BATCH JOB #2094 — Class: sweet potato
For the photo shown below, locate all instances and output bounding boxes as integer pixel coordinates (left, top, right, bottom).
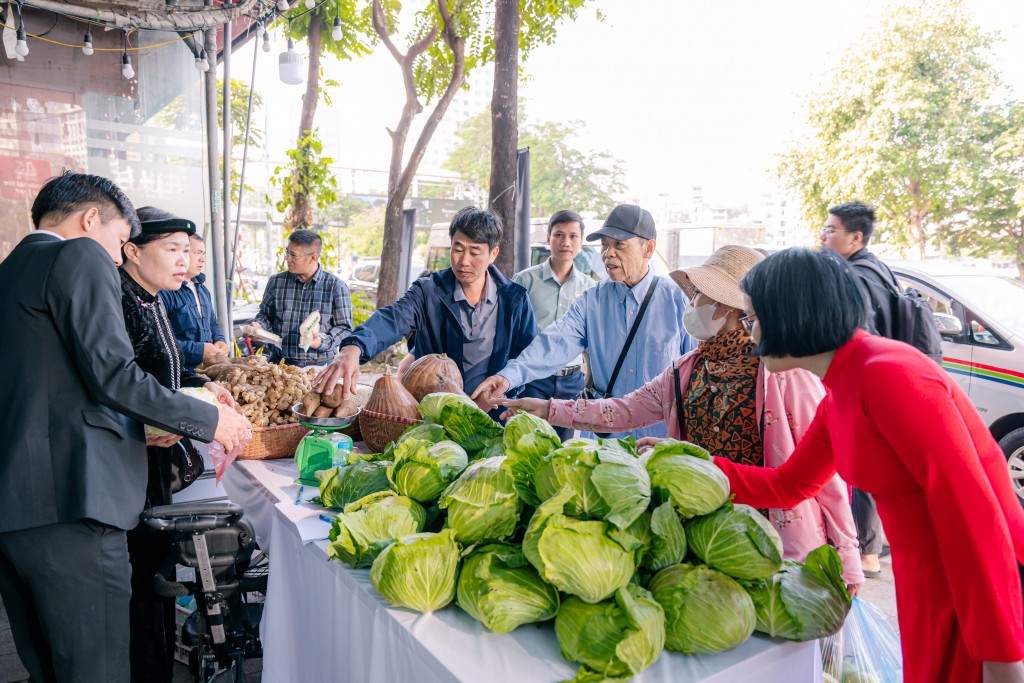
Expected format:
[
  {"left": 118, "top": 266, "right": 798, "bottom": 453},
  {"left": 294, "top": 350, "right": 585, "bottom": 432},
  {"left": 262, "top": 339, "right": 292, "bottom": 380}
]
[
  {"left": 319, "top": 383, "right": 346, "bottom": 408},
  {"left": 300, "top": 391, "right": 321, "bottom": 417},
  {"left": 313, "top": 405, "right": 333, "bottom": 418}
]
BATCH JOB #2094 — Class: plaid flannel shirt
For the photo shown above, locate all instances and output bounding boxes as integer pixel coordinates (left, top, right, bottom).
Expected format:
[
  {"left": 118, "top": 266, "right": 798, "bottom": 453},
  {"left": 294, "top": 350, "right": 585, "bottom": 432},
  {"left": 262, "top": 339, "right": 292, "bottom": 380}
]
[{"left": 253, "top": 266, "right": 352, "bottom": 366}]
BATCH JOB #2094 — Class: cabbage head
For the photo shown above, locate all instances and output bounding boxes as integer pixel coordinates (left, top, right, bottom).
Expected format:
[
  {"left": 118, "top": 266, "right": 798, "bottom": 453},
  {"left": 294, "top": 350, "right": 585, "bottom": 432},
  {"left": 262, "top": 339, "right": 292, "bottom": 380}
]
[
  {"left": 644, "top": 501, "right": 687, "bottom": 572},
  {"left": 370, "top": 529, "right": 461, "bottom": 613},
  {"left": 523, "top": 488, "right": 636, "bottom": 604},
  {"left": 744, "top": 544, "right": 852, "bottom": 641},
  {"left": 315, "top": 461, "right": 391, "bottom": 510},
  {"left": 387, "top": 438, "right": 468, "bottom": 503},
  {"left": 456, "top": 543, "right": 559, "bottom": 633},
  {"left": 398, "top": 421, "right": 449, "bottom": 445},
  {"left": 649, "top": 563, "right": 755, "bottom": 654},
  {"left": 418, "top": 392, "right": 478, "bottom": 422},
  {"left": 326, "top": 491, "right": 426, "bottom": 568},
  {"left": 644, "top": 440, "right": 730, "bottom": 518},
  {"left": 688, "top": 502, "right": 783, "bottom": 580},
  {"left": 534, "top": 441, "right": 650, "bottom": 530},
  {"left": 502, "top": 412, "right": 562, "bottom": 506},
  {"left": 555, "top": 584, "right": 665, "bottom": 682},
  {"left": 438, "top": 456, "right": 521, "bottom": 544}
]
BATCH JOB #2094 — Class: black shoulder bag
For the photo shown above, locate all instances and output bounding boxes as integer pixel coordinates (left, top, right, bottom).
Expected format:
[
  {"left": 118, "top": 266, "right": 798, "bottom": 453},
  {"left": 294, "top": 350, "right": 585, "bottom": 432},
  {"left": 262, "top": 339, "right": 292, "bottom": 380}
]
[{"left": 577, "top": 280, "right": 658, "bottom": 436}]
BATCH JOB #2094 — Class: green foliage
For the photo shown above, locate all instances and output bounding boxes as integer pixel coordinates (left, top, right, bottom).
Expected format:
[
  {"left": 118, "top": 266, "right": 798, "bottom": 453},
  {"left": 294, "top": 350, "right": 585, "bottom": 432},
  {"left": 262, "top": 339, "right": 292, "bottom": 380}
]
[
  {"left": 445, "top": 106, "right": 626, "bottom": 217},
  {"left": 777, "top": 0, "right": 1000, "bottom": 256},
  {"left": 283, "top": 0, "right": 374, "bottom": 61},
  {"left": 350, "top": 291, "right": 375, "bottom": 327},
  {"left": 268, "top": 131, "right": 338, "bottom": 229},
  {"left": 333, "top": 205, "right": 387, "bottom": 258}
]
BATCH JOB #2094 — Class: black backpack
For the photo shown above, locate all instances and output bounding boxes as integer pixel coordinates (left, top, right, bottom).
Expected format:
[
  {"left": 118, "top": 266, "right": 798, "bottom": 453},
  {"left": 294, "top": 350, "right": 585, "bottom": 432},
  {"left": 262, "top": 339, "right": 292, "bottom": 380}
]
[{"left": 851, "top": 259, "right": 943, "bottom": 365}]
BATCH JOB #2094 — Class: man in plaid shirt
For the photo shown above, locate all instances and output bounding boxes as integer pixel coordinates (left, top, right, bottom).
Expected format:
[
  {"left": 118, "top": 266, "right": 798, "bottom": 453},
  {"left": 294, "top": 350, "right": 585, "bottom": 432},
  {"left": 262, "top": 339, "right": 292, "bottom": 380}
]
[{"left": 250, "top": 229, "right": 352, "bottom": 366}]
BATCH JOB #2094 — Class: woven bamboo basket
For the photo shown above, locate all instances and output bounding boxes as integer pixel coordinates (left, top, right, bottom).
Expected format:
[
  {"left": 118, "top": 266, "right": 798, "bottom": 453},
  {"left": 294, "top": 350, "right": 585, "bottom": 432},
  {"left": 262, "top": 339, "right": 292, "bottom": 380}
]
[
  {"left": 358, "top": 408, "right": 422, "bottom": 453},
  {"left": 237, "top": 422, "right": 308, "bottom": 460}
]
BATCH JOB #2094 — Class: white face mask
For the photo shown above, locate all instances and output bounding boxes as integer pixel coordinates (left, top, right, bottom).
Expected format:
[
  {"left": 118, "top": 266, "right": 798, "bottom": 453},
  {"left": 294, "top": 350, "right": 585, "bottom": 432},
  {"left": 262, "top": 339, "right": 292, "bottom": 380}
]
[{"left": 682, "top": 300, "right": 726, "bottom": 340}]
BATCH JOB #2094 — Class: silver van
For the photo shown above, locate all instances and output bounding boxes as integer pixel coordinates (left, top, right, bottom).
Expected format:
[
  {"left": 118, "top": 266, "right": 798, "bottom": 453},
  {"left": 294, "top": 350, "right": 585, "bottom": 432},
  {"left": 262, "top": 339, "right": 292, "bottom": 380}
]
[{"left": 890, "top": 261, "right": 1024, "bottom": 503}]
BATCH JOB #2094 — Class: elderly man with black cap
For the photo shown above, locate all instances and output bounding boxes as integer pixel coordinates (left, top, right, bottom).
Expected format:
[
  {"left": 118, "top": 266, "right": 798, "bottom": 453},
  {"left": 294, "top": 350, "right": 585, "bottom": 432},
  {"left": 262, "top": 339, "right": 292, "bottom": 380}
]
[{"left": 472, "top": 204, "right": 694, "bottom": 440}]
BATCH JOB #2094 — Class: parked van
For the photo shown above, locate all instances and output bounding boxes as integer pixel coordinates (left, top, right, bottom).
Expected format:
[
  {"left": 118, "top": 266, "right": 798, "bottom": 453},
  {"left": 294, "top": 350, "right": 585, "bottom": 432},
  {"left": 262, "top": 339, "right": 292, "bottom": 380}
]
[{"left": 890, "top": 261, "right": 1024, "bottom": 503}]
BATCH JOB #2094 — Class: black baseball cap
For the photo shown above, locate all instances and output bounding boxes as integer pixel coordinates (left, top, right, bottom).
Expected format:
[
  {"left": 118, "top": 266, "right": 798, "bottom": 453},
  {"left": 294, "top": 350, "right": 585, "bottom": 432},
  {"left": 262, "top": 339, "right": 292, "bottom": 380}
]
[{"left": 586, "top": 204, "right": 656, "bottom": 242}]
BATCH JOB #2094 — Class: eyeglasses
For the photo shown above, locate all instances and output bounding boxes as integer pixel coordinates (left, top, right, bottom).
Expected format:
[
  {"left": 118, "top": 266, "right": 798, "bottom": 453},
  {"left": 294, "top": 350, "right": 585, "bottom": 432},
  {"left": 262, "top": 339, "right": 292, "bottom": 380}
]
[
  {"left": 739, "top": 313, "right": 758, "bottom": 335},
  {"left": 284, "top": 250, "right": 314, "bottom": 261},
  {"left": 819, "top": 227, "right": 851, "bottom": 238}
]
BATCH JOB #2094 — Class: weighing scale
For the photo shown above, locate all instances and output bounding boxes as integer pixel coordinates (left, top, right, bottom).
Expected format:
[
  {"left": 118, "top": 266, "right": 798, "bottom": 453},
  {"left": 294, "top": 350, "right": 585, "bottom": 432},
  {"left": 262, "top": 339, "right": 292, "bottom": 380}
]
[{"left": 291, "top": 404, "right": 361, "bottom": 485}]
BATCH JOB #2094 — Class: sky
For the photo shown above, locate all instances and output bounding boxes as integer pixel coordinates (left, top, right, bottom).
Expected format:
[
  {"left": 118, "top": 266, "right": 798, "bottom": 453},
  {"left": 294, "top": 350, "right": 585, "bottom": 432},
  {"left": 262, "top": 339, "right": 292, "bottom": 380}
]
[{"left": 229, "top": 0, "right": 1024, "bottom": 212}]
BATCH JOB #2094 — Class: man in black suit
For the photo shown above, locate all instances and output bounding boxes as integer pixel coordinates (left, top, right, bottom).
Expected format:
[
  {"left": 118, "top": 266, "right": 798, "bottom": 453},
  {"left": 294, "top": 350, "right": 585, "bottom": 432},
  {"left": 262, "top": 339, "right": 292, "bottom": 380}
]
[{"left": 0, "top": 172, "right": 250, "bottom": 683}]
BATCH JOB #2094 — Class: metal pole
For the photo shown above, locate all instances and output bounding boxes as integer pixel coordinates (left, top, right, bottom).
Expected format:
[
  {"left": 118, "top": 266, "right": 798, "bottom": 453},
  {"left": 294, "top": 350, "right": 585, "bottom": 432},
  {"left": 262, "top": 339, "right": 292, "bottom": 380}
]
[
  {"left": 229, "top": 30, "right": 260, "bottom": 285},
  {"left": 205, "top": 24, "right": 229, "bottom": 336},
  {"left": 221, "top": 25, "right": 235, "bottom": 338}
]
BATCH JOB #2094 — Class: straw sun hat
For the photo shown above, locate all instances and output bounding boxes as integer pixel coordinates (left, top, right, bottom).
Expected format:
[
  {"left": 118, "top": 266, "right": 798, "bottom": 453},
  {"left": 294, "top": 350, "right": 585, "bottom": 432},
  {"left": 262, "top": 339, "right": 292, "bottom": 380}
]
[{"left": 669, "top": 245, "right": 765, "bottom": 311}]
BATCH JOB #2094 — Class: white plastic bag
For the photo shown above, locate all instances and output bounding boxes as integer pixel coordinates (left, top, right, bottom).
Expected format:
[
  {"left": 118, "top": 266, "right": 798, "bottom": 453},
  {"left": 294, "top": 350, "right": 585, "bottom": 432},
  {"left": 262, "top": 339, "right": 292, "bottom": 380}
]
[
  {"left": 821, "top": 597, "right": 903, "bottom": 683},
  {"left": 298, "top": 310, "right": 321, "bottom": 351}
]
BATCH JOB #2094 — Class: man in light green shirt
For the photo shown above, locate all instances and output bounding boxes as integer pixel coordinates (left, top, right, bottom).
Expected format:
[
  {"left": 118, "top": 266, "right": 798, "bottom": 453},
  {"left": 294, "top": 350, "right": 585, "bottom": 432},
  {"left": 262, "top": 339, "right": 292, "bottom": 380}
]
[{"left": 512, "top": 210, "right": 596, "bottom": 440}]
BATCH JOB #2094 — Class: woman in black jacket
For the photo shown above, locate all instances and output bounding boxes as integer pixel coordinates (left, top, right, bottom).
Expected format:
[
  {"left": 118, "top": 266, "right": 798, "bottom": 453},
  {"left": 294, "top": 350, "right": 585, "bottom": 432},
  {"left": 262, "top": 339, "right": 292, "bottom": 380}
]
[{"left": 120, "top": 207, "right": 236, "bottom": 683}]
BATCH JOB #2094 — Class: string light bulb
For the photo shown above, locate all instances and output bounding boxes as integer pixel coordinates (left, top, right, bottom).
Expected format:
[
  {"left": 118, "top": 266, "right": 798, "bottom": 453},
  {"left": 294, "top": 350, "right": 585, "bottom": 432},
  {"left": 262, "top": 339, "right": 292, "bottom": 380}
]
[
  {"left": 262, "top": 29, "right": 272, "bottom": 53},
  {"left": 15, "top": 27, "right": 29, "bottom": 57},
  {"left": 304, "top": 0, "right": 315, "bottom": 8},
  {"left": 278, "top": 37, "right": 303, "bottom": 85},
  {"left": 332, "top": 16, "right": 342, "bottom": 41},
  {"left": 82, "top": 31, "right": 94, "bottom": 56},
  {"left": 276, "top": 0, "right": 289, "bottom": 11},
  {"left": 121, "top": 51, "right": 135, "bottom": 80}
]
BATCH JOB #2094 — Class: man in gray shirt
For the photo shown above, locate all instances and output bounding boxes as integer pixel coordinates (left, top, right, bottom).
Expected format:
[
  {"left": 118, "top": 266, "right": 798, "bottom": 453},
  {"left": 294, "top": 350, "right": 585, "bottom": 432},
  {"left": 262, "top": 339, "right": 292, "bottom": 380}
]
[
  {"left": 454, "top": 268, "right": 499, "bottom": 392},
  {"left": 512, "top": 210, "right": 595, "bottom": 440}
]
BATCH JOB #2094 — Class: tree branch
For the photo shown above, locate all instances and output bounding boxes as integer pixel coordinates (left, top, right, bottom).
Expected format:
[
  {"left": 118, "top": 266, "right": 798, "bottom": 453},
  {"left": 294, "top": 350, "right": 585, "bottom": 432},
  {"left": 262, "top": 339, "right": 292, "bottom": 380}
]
[{"left": 371, "top": 0, "right": 403, "bottom": 62}]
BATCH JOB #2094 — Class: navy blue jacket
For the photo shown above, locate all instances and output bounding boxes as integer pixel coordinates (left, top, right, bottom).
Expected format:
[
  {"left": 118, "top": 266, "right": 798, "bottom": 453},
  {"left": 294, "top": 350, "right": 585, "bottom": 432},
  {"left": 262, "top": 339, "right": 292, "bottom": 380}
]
[
  {"left": 340, "top": 266, "right": 537, "bottom": 397},
  {"left": 159, "top": 273, "right": 227, "bottom": 372}
]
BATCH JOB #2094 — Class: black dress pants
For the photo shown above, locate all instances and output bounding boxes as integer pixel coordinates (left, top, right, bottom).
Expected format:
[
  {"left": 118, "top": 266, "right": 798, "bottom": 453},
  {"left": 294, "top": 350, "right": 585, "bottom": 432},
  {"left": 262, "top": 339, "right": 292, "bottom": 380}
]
[
  {"left": 0, "top": 519, "right": 131, "bottom": 683},
  {"left": 851, "top": 487, "right": 884, "bottom": 555},
  {"left": 127, "top": 524, "right": 174, "bottom": 683}
]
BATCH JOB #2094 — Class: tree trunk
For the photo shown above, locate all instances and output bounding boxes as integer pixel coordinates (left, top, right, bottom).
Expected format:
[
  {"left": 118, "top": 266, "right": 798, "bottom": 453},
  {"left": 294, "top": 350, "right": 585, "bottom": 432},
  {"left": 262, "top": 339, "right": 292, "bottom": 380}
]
[
  {"left": 374, "top": 0, "right": 465, "bottom": 308},
  {"left": 906, "top": 179, "right": 927, "bottom": 259},
  {"left": 290, "top": 12, "right": 323, "bottom": 230},
  {"left": 489, "top": 0, "right": 519, "bottom": 277}
]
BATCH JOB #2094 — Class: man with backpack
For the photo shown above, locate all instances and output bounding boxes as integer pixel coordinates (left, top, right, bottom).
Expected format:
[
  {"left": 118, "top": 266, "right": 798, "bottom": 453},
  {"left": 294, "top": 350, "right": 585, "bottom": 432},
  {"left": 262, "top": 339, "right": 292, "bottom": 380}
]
[{"left": 821, "top": 200, "right": 944, "bottom": 579}]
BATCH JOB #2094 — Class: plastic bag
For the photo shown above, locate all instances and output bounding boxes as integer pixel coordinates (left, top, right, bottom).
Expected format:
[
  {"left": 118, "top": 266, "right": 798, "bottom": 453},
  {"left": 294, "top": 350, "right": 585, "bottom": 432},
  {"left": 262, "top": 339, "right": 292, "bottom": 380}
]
[
  {"left": 821, "top": 597, "right": 902, "bottom": 683},
  {"left": 298, "top": 310, "right": 321, "bottom": 351}
]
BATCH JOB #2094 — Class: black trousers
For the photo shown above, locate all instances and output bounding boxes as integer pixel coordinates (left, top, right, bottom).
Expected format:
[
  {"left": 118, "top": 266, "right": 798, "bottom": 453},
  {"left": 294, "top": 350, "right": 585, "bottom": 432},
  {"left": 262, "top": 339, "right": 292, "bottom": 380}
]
[
  {"left": 127, "top": 524, "right": 174, "bottom": 683},
  {"left": 521, "top": 368, "right": 586, "bottom": 443},
  {"left": 0, "top": 519, "right": 131, "bottom": 683},
  {"left": 851, "top": 487, "right": 884, "bottom": 555}
]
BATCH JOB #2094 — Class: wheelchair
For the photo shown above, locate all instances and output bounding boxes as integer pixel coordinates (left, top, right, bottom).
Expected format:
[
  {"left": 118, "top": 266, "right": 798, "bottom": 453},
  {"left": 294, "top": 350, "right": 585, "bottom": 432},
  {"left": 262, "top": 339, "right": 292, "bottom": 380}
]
[{"left": 141, "top": 502, "right": 267, "bottom": 683}]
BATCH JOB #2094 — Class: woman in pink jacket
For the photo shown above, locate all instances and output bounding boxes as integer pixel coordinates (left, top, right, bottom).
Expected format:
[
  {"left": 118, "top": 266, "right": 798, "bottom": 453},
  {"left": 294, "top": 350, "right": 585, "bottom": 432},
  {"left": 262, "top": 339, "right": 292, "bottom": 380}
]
[{"left": 502, "top": 245, "right": 864, "bottom": 591}]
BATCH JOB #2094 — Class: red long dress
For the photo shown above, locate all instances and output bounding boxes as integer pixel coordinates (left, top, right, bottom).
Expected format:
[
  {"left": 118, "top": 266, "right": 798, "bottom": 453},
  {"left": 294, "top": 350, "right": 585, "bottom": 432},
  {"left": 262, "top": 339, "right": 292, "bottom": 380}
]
[{"left": 714, "top": 331, "right": 1024, "bottom": 682}]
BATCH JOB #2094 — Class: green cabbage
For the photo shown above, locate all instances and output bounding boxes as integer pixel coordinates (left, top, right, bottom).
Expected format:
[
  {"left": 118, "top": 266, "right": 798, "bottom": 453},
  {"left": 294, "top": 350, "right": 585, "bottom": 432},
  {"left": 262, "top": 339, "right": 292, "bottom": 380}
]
[
  {"left": 645, "top": 501, "right": 687, "bottom": 572},
  {"left": 418, "top": 392, "right": 477, "bottom": 422},
  {"left": 502, "top": 412, "right": 563, "bottom": 506},
  {"left": 370, "top": 529, "right": 461, "bottom": 613},
  {"left": 523, "top": 489, "right": 636, "bottom": 604},
  {"left": 315, "top": 461, "right": 391, "bottom": 510},
  {"left": 534, "top": 441, "right": 650, "bottom": 529},
  {"left": 438, "top": 456, "right": 521, "bottom": 544},
  {"left": 437, "top": 399, "right": 504, "bottom": 460},
  {"left": 398, "top": 422, "right": 449, "bottom": 444},
  {"left": 387, "top": 437, "right": 468, "bottom": 503},
  {"left": 744, "top": 545, "right": 852, "bottom": 641},
  {"left": 325, "top": 491, "right": 426, "bottom": 567},
  {"left": 456, "top": 543, "right": 559, "bottom": 633},
  {"left": 649, "top": 563, "right": 756, "bottom": 654},
  {"left": 555, "top": 584, "right": 666, "bottom": 682},
  {"left": 644, "top": 440, "right": 731, "bottom": 518},
  {"left": 688, "top": 502, "right": 783, "bottom": 580}
]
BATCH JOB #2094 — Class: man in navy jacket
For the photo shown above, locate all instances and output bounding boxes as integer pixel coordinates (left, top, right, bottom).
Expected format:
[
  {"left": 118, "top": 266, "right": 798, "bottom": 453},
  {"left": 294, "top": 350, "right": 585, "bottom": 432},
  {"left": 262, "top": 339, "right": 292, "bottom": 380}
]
[
  {"left": 159, "top": 230, "right": 229, "bottom": 372},
  {"left": 316, "top": 208, "right": 537, "bottom": 408}
]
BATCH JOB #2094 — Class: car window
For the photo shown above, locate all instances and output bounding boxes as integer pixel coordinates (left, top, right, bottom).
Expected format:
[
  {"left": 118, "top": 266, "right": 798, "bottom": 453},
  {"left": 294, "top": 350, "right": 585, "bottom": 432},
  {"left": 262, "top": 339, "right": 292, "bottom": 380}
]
[
  {"left": 938, "top": 275, "right": 1024, "bottom": 339},
  {"left": 352, "top": 263, "right": 378, "bottom": 282},
  {"left": 530, "top": 245, "right": 607, "bottom": 282},
  {"left": 969, "top": 318, "right": 1002, "bottom": 346}
]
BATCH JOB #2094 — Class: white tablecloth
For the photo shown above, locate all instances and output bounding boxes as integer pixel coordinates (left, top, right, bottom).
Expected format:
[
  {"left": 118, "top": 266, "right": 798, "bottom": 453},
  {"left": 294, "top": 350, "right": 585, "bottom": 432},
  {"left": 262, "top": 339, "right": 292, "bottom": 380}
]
[{"left": 222, "top": 459, "right": 824, "bottom": 683}]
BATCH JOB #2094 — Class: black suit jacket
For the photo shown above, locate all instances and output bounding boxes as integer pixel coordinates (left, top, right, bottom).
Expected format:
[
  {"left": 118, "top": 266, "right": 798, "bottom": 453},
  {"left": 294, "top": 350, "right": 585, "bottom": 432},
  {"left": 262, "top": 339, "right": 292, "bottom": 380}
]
[{"left": 0, "top": 233, "right": 219, "bottom": 533}]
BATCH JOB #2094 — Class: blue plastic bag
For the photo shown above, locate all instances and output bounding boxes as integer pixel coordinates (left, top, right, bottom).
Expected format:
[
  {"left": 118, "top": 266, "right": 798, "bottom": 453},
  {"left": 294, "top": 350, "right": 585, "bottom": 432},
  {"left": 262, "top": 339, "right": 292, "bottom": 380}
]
[{"left": 821, "top": 597, "right": 903, "bottom": 683}]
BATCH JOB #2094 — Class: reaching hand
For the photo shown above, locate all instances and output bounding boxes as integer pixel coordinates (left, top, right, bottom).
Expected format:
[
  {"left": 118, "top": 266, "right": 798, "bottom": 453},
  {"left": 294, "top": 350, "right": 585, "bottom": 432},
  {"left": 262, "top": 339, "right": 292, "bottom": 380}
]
[
  {"left": 213, "top": 340, "right": 231, "bottom": 356},
  {"left": 635, "top": 437, "right": 665, "bottom": 454},
  {"left": 315, "top": 345, "right": 360, "bottom": 396},
  {"left": 497, "top": 398, "right": 550, "bottom": 421},
  {"left": 213, "top": 403, "right": 250, "bottom": 453},
  {"left": 470, "top": 375, "right": 510, "bottom": 410},
  {"left": 204, "top": 381, "right": 237, "bottom": 410},
  {"left": 146, "top": 433, "right": 182, "bottom": 447}
]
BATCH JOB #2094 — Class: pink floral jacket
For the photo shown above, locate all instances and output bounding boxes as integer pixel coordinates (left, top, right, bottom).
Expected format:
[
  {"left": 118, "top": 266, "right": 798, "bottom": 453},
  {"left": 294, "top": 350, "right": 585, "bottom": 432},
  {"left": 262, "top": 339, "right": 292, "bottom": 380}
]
[{"left": 548, "top": 350, "right": 865, "bottom": 584}]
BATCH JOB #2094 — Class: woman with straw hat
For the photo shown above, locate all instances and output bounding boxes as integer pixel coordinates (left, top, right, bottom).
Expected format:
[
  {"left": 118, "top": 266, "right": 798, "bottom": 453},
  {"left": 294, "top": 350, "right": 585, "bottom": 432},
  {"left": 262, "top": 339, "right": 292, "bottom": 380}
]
[{"left": 501, "top": 244, "right": 864, "bottom": 591}]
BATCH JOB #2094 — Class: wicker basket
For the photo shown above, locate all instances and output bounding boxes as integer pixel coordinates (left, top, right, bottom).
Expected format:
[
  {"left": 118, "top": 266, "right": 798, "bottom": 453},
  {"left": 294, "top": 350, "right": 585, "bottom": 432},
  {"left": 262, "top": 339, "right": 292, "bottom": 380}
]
[
  {"left": 359, "top": 408, "right": 422, "bottom": 453},
  {"left": 237, "top": 422, "right": 309, "bottom": 460}
]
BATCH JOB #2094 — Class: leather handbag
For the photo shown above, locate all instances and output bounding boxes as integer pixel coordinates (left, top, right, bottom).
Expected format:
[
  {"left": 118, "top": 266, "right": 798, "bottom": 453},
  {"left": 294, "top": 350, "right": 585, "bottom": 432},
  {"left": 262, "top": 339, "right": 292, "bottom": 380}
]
[{"left": 170, "top": 439, "right": 206, "bottom": 494}]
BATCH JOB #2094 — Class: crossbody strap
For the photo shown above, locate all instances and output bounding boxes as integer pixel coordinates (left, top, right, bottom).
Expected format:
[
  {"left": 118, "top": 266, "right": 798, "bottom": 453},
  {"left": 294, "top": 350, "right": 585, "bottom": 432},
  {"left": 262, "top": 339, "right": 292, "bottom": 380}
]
[
  {"left": 673, "top": 364, "right": 686, "bottom": 439},
  {"left": 605, "top": 278, "right": 658, "bottom": 396},
  {"left": 850, "top": 259, "right": 900, "bottom": 297}
]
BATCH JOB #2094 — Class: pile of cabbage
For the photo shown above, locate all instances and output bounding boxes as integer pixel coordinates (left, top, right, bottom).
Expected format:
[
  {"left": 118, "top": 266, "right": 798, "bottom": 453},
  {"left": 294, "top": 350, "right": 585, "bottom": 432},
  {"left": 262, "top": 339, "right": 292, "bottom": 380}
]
[{"left": 317, "top": 394, "right": 851, "bottom": 681}]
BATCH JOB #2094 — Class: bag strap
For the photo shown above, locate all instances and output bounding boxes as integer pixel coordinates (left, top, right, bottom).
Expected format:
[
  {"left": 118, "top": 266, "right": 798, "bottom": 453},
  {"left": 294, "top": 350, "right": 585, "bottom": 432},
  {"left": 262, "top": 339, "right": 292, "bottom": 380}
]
[
  {"left": 673, "top": 364, "right": 686, "bottom": 439},
  {"left": 850, "top": 259, "right": 901, "bottom": 297},
  {"left": 605, "top": 278, "right": 658, "bottom": 396}
]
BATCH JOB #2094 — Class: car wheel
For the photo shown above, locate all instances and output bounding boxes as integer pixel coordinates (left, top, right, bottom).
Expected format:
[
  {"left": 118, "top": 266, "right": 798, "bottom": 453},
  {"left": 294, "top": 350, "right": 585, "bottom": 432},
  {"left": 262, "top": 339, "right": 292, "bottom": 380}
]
[{"left": 998, "top": 427, "right": 1024, "bottom": 507}]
